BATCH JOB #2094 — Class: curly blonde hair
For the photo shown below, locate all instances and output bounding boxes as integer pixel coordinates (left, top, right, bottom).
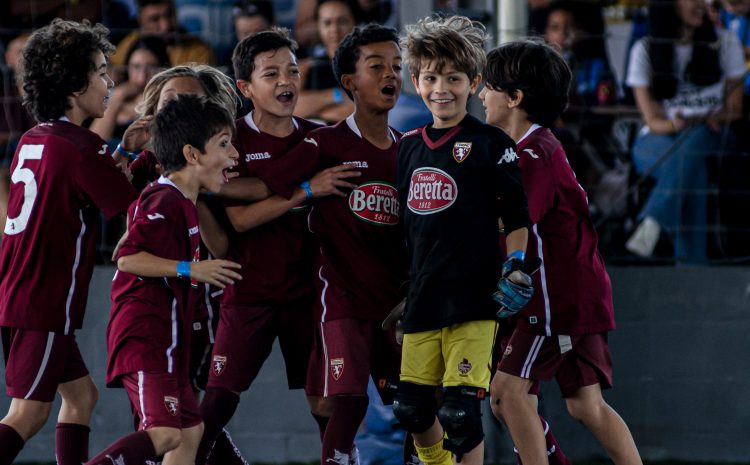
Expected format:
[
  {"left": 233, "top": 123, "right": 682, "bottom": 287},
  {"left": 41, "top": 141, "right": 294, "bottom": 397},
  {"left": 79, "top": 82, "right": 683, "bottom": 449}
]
[
  {"left": 401, "top": 15, "right": 488, "bottom": 81},
  {"left": 137, "top": 63, "right": 241, "bottom": 118}
]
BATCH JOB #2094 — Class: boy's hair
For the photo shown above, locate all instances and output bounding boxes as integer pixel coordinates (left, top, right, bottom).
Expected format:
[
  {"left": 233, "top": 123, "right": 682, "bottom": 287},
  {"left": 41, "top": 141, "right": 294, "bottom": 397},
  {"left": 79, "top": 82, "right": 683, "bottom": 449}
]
[
  {"left": 22, "top": 19, "right": 115, "bottom": 122},
  {"left": 401, "top": 15, "right": 487, "bottom": 81},
  {"left": 137, "top": 64, "right": 241, "bottom": 118},
  {"left": 484, "top": 39, "right": 572, "bottom": 128},
  {"left": 151, "top": 94, "right": 234, "bottom": 173},
  {"left": 232, "top": 27, "right": 297, "bottom": 81},
  {"left": 333, "top": 23, "right": 399, "bottom": 100}
]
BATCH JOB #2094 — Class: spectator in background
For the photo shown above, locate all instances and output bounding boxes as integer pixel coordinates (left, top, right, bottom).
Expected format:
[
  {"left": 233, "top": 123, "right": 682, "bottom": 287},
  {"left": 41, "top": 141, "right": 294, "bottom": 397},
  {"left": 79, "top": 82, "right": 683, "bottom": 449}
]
[
  {"left": 294, "top": 0, "right": 395, "bottom": 49},
  {"left": 625, "top": 0, "right": 744, "bottom": 263},
  {"left": 719, "top": 0, "right": 750, "bottom": 96},
  {"left": 110, "top": 0, "right": 214, "bottom": 78},
  {"left": 90, "top": 35, "right": 170, "bottom": 143},
  {"left": 233, "top": 0, "right": 275, "bottom": 41},
  {"left": 294, "top": 0, "right": 360, "bottom": 122},
  {"left": 527, "top": 0, "right": 553, "bottom": 36}
]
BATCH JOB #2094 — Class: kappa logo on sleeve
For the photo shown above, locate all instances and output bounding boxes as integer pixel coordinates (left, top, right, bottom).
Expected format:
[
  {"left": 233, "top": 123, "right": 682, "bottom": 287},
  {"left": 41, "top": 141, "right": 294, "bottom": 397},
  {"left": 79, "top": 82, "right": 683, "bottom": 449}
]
[
  {"left": 498, "top": 147, "right": 519, "bottom": 164},
  {"left": 146, "top": 213, "right": 165, "bottom": 220},
  {"left": 304, "top": 137, "right": 318, "bottom": 147},
  {"left": 523, "top": 148, "right": 539, "bottom": 159}
]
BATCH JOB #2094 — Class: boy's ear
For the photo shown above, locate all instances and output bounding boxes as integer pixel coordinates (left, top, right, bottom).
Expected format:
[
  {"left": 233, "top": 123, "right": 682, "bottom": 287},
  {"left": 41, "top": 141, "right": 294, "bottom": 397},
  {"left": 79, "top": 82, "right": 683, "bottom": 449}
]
[
  {"left": 469, "top": 74, "right": 482, "bottom": 95},
  {"left": 411, "top": 73, "right": 419, "bottom": 90},
  {"left": 341, "top": 74, "right": 354, "bottom": 95},
  {"left": 236, "top": 79, "right": 253, "bottom": 99},
  {"left": 182, "top": 144, "right": 199, "bottom": 165},
  {"left": 508, "top": 89, "right": 525, "bottom": 108}
]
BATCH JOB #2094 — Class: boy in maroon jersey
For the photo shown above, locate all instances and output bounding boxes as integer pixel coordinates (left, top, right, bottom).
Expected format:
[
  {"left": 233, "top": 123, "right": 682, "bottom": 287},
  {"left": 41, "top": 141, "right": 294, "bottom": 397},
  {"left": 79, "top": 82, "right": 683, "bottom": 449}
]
[
  {"left": 194, "top": 27, "right": 365, "bottom": 463},
  {"left": 0, "top": 19, "right": 138, "bottom": 465},
  {"left": 87, "top": 94, "right": 242, "bottom": 465},
  {"left": 481, "top": 40, "right": 642, "bottom": 465},
  {"left": 243, "top": 23, "right": 407, "bottom": 465}
]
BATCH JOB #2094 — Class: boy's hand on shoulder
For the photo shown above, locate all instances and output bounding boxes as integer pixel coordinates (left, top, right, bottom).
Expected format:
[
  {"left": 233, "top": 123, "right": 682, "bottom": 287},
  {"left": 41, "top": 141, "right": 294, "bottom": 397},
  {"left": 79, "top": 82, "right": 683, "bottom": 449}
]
[
  {"left": 190, "top": 259, "right": 242, "bottom": 288},
  {"left": 309, "top": 164, "right": 361, "bottom": 198}
]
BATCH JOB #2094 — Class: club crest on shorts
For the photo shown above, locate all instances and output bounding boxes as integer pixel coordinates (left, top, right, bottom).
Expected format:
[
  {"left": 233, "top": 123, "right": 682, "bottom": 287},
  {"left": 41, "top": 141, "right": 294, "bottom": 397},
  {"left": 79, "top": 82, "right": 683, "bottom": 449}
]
[
  {"left": 164, "top": 396, "right": 179, "bottom": 416},
  {"left": 330, "top": 358, "right": 345, "bottom": 381},
  {"left": 458, "top": 358, "right": 472, "bottom": 376},
  {"left": 504, "top": 345, "right": 513, "bottom": 358},
  {"left": 212, "top": 355, "right": 227, "bottom": 376},
  {"left": 453, "top": 142, "right": 472, "bottom": 163}
]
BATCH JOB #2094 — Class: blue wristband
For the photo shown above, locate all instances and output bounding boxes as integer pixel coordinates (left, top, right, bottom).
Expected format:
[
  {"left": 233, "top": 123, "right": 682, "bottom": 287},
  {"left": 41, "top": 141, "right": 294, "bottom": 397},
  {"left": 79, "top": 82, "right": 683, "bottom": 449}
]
[
  {"left": 115, "top": 143, "right": 139, "bottom": 161},
  {"left": 176, "top": 261, "right": 191, "bottom": 279},
  {"left": 300, "top": 180, "right": 313, "bottom": 200},
  {"left": 332, "top": 87, "right": 343, "bottom": 104},
  {"left": 507, "top": 250, "right": 525, "bottom": 262}
]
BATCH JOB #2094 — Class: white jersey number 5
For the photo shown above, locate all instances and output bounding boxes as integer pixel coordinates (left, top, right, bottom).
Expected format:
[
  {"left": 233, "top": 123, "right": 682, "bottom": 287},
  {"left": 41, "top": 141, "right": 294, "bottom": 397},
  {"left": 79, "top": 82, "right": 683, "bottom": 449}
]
[{"left": 5, "top": 144, "right": 44, "bottom": 235}]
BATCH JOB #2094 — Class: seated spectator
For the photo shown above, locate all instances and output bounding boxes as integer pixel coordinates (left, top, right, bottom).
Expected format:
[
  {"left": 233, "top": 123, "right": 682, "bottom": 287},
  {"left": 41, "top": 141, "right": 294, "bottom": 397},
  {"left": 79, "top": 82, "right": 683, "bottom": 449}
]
[
  {"left": 625, "top": 0, "right": 744, "bottom": 263},
  {"left": 90, "top": 35, "right": 170, "bottom": 142},
  {"left": 294, "top": 0, "right": 393, "bottom": 49},
  {"left": 233, "top": 0, "right": 275, "bottom": 41},
  {"left": 719, "top": 0, "right": 750, "bottom": 98},
  {"left": 295, "top": 0, "right": 360, "bottom": 122},
  {"left": 110, "top": 0, "right": 215, "bottom": 78}
]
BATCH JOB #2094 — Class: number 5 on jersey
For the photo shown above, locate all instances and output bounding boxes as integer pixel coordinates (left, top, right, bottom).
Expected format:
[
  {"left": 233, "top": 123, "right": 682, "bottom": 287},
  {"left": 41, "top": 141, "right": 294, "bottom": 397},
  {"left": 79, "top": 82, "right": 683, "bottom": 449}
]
[{"left": 5, "top": 144, "right": 44, "bottom": 235}]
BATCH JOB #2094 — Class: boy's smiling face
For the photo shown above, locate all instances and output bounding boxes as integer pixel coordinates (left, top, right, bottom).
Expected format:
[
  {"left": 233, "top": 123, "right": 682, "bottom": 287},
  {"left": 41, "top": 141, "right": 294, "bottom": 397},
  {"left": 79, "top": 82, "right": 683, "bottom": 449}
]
[
  {"left": 342, "top": 40, "right": 402, "bottom": 113},
  {"left": 196, "top": 126, "right": 239, "bottom": 193},
  {"left": 413, "top": 60, "right": 480, "bottom": 128},
  {"left": 238, "top": 47, "right": 300, "bottom": 120},
  {"left": 479, "top": 84, "right": 512, "bottom": 130}
]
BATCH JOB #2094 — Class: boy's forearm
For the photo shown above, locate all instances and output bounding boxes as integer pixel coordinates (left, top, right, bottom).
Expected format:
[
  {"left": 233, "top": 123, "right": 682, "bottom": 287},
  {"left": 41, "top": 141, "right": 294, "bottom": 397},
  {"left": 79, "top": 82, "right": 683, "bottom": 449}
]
[
  {"left": 197, "top": 201, "right": 228, "bottom": 258},
  {"left": 505, "top": 227, "right": 529, "bottom": 257},
  {"left": 226, "top": 189, "right": 308, "bottom": 233},
  {"left": 117, "top": 251, "right": 181, "bottom": 278},
  {"left": 217, "top": 177, "right": 272, "bottom": 202}
]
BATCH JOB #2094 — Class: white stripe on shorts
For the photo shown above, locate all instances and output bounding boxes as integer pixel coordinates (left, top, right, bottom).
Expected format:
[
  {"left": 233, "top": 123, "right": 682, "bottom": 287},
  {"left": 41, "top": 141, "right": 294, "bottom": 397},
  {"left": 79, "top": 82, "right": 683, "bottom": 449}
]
[
  {"left": 24, "top": 332, "right": 55, "bottom": 400},
  {"left": 320, "top": 322, "right": 329, "bottom": 397},
  {"left": 521, "top": 335, "right": 545, "bottom": 379},
  {"left": 138, "top": 371, "right": 146, "bottom": 429}
]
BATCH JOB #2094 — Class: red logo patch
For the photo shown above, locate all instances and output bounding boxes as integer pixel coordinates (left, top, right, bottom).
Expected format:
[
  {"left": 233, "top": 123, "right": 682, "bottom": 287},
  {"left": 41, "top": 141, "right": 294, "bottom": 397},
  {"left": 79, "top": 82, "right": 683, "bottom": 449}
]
[
  {"left": 407, "top": 167, "right": 457, "bottom": 215},
  {"left": 330, "top": 358, "right": 345, "bottom": 381},
  {"left": 458, "top": 358, "right": 472, "bottom": 376},
  {"left": 348, "top": 182, "right": 400, "bottom": 225},
  {"left": 212, "top": 355, "right": 227, "bottom": 376},
  {"left": 453, "top": 142, "right": 472, "bottom": 163},
  {"left": 164, "top": 396, "right": 179, "bottom": 416}
]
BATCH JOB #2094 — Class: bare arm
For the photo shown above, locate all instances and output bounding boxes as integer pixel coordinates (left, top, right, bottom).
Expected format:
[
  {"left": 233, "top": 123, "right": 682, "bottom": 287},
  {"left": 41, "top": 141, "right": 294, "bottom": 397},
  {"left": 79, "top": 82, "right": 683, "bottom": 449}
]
[
  {"left": 504, "top": 227, "right": 529, "bottom": 259},
  {"left": 632, "top": 86, "right": 684, "bottom": 135},
  {"left": 295, "top": 88, "right": 354, "bottom": 120},
  {"left": 706, "top": 77, "right": 744, "bottom": 131},
  {"left": 216, "top": 177, "right": 272, "bottom": 202},
  {"left": 197, "top": 200, "right": 228, "bottom": 258},
  {"left": 117, "top": 251, "right": 242, "bottom": 288}
]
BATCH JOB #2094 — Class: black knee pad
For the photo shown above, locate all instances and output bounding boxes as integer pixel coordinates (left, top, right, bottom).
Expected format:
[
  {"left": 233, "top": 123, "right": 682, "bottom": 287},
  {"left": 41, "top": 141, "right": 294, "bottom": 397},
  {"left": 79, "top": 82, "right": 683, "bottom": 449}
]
[
  {"left": 437, "top": 386, "right": 485, "bottom": 462},
  {"left": 392, "top": 382, "right": 438, "bottom": 434}
]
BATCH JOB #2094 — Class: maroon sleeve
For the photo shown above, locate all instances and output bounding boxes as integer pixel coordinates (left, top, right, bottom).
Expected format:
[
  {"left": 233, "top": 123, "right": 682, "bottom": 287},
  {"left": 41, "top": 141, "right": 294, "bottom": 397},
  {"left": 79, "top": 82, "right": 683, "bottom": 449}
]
[
  {"left": 75, "top": 144, "right": 138, "bottom": 219},
  {"left": 518, "top": 144, "right": 556, "bottom": 224},
  {"left": 119, "top": 191, "right": 184, "bottom": 260},
  {"left": 260, "top": 134, "right": 322, "bottom": 199}
]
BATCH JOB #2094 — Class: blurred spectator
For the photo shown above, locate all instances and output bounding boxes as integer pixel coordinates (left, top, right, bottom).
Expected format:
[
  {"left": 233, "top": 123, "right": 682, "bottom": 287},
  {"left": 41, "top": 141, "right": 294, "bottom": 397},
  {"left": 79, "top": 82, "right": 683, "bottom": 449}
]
[
  {"left": 233, "top": 0, "right": 275, "bottom": 42},
  {"left": 625, "top": 0, "right": 744, "bottom": 263},
  {"left": 0, "top": 0, "right": 102, "bottom": 30},
  {"left": 110, "top": 0, "right": 215, "bottom": 77},
  {"left": 719, "top": 0, "right": 750, "bottom": 95},
  {"left": 528, "top": 0, "right": 554, "bottom": 35},
  {"left": 294, "top": 0, "right": 394, "bottom": 49},
  {"left": 295, "top": 0, "right": 360, "bottom": 122},
  {"left": 90, "top": 36, "right": 170, "bottom": 143}
]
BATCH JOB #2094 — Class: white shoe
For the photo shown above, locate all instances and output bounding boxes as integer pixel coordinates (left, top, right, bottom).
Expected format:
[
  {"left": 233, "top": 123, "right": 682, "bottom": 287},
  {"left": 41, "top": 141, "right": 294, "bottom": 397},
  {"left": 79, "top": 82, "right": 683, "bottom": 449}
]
[{"left": 626, "top": 217, "right": 661, "bottom": 257}]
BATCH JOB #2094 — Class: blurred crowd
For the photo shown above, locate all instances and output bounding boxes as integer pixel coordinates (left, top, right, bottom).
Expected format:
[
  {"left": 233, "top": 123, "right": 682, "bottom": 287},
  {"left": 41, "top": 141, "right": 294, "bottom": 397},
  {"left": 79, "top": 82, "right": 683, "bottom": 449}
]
[{"left": 2, "top": 0, "right": 750, "bottom": 265}]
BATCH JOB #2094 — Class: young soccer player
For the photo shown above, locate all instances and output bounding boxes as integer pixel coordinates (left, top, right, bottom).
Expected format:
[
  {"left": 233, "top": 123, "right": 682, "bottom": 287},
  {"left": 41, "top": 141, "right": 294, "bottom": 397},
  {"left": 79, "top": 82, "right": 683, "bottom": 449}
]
[
  {"left": 194, "top": 27, "right": 362, "bottom": 463},
  {"left": 393, "top": 15, "right": 534, "bottom": 465},
  {"left": 0, "top": 19, "right": 138, "bottom": 465},
  {"left": 246, "top": 23, "right": 407, "bottom": 465},
  {"left": 87, "top": 94, "right": 242, "bottom": 465},
  {"left": 481, "top": 40, "right": 642, "bottom": 465}
]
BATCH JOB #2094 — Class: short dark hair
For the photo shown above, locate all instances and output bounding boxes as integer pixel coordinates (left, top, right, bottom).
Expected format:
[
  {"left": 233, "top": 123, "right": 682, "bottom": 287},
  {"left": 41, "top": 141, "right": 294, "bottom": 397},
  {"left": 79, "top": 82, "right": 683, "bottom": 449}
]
[
  {"left": 232, "top": 27, "right": 297, "bottom": 81},
  {"left": 315, "top": 0, "right": 364, "bottom": 23},
  {"left": 151, "top": 94, "right": 234, "bottom": 173},
  {"left": 484, "top": 39, "right": 572, "bottom": 127},
  {"left": 233, "top": 0, "right": 275, "bottom": 25},
  {"left": 332, "top": 23, "right": 399, "bottom": 100},
  {"left": 22, "top": 19, "right": 115, "bottom": 122},
  {"left": 124, "top": 34, "right": 171, "bottom": 70},
  {"left": 137, "top": 0, "right": 172, "bottom": 9}
]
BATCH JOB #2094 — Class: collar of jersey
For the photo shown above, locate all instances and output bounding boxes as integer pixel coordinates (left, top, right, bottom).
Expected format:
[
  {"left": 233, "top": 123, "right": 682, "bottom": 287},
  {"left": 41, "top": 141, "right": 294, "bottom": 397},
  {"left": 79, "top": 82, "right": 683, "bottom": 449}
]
[
  {"left": 345, "top": 114, "right": 397, "bottom": 142},
  {"left": 518, "top": 123, "right": 542, "bottom": 145},
  {"left": 244, "top": 110, "right": 299, "bottom": 134},
  {"left": 157, "top": 175, "right": 189, "bottom": 198}
]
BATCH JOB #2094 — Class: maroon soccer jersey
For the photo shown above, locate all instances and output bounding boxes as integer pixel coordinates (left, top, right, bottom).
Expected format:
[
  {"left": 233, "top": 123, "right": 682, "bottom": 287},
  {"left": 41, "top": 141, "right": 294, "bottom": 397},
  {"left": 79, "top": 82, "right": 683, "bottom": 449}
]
[
  {"left": 107, "top": 177, "right": 201, "bottom": 385},
  {"left": 512, "top": 125, "right": 615, "bottom": 336},
  {"left": 221, "top": 113, "right": 320, "bottom": 306},
  {"left": 263, "top": 116, "right": 408, "bottom": 321},
  {"left": 0, "top": 120, "right": 137, "bottom": 333}
]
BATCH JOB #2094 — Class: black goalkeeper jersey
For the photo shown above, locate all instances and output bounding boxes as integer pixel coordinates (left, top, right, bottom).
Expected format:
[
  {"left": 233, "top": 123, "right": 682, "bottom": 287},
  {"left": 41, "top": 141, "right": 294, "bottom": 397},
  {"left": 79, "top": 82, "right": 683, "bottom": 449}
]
[{"left": 397, "top": 114, "right": 530, "bottom": 333}]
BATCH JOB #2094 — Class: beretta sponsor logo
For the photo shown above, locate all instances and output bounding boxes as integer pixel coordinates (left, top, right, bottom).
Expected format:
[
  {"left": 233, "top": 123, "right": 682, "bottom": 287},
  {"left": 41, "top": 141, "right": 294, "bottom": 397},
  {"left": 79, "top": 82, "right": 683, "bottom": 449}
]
[
  {"left": 348, "top": 182, "right": 399, "bottom": 225},
  {"left": 407, "top": 167, "right": 457, "bottom": 215}
]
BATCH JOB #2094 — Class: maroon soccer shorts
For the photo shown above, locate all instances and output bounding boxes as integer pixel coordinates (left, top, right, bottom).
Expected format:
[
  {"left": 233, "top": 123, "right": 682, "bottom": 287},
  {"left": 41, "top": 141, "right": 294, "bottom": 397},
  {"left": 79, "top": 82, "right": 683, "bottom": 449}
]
[
  {"left": 1, "top": 327, "right": 89, "bottom": 402},
  {"left": 189, "top": 316, "right": 217, "bottom": 392},
  {"left": 305, "top": 318, "right": 401, "bottom": 403},
  {"left": 496, "top": 329, "right": 613, "bottom": 397},
  {"left": 207, "top": 297, "right": 314, "bottom": 393},
  {"left": 122, "top": 371, "right": 201, "bottom": 429}
]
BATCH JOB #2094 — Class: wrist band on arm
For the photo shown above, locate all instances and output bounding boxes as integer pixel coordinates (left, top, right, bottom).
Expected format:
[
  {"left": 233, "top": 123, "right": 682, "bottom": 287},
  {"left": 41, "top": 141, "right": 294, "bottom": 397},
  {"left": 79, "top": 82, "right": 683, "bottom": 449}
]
[
  {"left": 176, "top": 261, "right": 191, "bottom": 279},
  {"left": 115, "top": 143, "right": 139, "bottom": 161},
  {"left": 300, "top": 180, "right": 313, "bottom": 200},
  {"left": 507, "top": 250, "right": 525, "bottom": 262},
  {"left": 332, "top": 87, "right": 343, "bottom": 104}
]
